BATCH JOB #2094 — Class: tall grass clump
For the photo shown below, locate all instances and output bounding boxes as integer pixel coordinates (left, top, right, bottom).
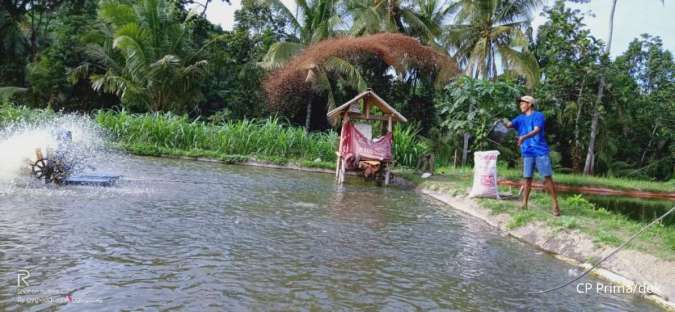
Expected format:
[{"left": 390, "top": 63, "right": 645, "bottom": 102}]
[
  {"left": 0, "top": 102, "right": 57, "bottom": 127},
  {"left": 96, "top": 111, "right": 430, "bottom": 167},
  {"left": 393, "top": 123, "right": 431, "bottom": 168},
  {"left": 96, "top": 111, "right": 339, "bottom": 161}
]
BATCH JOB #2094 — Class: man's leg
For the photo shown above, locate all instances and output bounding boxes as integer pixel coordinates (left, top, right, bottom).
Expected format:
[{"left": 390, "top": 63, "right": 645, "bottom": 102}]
[
  {"left": 522, "top": 178, "right": 532, "bottom": 209},
  {"left": 522, "top": 157, "right": 534, "bottom": 209},
  {"left": 537, "top": 155, "right": 560, "bottom": 216},
  {"left": 544, "top": 176, "right": 560, "bottom": 216}
]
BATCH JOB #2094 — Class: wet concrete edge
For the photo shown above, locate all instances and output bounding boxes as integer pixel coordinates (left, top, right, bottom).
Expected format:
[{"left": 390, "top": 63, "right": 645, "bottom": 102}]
[{"left": 419, "top": 188, "right": 675, "bottom": 311}]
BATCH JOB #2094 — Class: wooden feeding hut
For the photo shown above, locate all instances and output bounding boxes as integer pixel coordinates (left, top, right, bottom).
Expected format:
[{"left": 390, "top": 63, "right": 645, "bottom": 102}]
[{"left": 327, "top": 89, "right": 407, "bottom": 185}]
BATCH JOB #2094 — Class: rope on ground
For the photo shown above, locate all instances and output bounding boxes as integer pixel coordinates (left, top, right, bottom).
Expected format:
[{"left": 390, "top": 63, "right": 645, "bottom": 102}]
[{"left": 528, "top": 205, "right": 675, "bottom": 295}]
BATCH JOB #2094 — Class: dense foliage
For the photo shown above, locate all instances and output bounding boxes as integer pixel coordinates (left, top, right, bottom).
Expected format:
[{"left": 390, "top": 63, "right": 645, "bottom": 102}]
[{"left": 0, "top": 0, "right": 672, "bottom": 180}]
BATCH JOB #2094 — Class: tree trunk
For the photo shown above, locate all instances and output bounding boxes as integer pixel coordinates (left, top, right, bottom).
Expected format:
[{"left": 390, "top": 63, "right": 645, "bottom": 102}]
[
  {"left": 572, "top": 77, "right": 586, "bottom": 172},
  {"left": 583, "top": 77, "right": 603, "bottom": 174},
  {"left": 200, "top": 0, "right": 212, "bottom": 16},
  {"left": 388, "top": 0, "right": 404, "bottom": 32},
  {"left": 462, "top": 133, "right": 470, "bottom": 166},
  {"left": 305, "top": 98, "right": 312, "bottom": 133},
  {"left": 640, "top": 123, "right": 659, "bottom": 165},
  {"left": 29, "top": 6, "right": 38, "bottom": 61},
  {"left": 584, "top": 0, "right": 617, "bottom": 175}
]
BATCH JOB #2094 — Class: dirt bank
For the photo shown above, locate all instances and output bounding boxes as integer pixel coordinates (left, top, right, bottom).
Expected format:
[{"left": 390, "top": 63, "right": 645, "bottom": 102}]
[{"left": 420, "top": 188, "right": 675, "bottom": 311}]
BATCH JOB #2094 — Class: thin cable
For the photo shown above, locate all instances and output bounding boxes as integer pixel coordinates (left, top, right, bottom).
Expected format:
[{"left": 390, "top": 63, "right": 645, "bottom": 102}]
[
  {"left": 120, "top": 177, "right": 230, "bottom": 186},
  {"left": 528, "top": 206, "right": 675, "bottom": 294}
]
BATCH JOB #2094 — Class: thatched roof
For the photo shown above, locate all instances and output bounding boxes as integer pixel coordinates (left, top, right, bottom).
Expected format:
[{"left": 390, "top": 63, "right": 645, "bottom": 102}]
[
  {"left": 327, "top": 89, "right": 407, "bottom": 123},
  {"left": 264, "top": 33, "right": 459, "bottom": 112}
]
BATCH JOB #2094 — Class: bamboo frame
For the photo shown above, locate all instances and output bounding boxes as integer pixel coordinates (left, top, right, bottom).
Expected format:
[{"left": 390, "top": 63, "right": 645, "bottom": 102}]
[{"left": 329, "top": 91, "right": 406, "bottom": 186}]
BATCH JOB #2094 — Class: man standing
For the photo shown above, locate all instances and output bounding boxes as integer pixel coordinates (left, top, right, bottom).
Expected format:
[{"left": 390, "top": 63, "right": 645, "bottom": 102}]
[{"left": 504, "top": 96, "right": 560, "bottom": 216}]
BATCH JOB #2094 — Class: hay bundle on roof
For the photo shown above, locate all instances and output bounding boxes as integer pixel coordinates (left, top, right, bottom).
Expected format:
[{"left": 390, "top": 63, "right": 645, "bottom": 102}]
[{"left": 263, "top": 33, "right": 459, "bottom": 112}]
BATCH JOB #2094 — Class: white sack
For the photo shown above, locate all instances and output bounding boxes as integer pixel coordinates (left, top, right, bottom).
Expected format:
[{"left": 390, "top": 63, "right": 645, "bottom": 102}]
[{"left": 468, "top": 150, "right": 500, "bottom": 199}]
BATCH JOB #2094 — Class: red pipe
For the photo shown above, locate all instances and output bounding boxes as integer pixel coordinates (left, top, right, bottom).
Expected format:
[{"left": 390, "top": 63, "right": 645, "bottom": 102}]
[{"left": 498, "top": 179, "right": 675, "bottom": 201}]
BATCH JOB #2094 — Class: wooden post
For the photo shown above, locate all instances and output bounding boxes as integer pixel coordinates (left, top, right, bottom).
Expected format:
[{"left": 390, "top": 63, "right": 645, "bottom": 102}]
[
  {"left": 339, "top": 161, "right": 346, "bottom": 184},
  {"left": 335, "top": 155, "right": 341, "bottom": 181},
  {"left": 336, "top": 112, "right": 349, "bottom": 184},
  {"left": 453, "top": 149, "right": 458, "bottom": 168},
  {"left": 385, "top": 114, "right": 393, "bottom": 185}
]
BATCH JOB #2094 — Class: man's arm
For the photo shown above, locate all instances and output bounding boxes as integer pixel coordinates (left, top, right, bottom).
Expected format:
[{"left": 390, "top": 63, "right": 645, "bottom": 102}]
[
  {"left": 502, "top": 118, "right": 513, "bottom": 128},
  {"left": 519, "top": 126, "right": 541, "bottom": 139},
  {"left": 517, "top": 114, "right": 545, "bottom": 146},
  {"left": 517, "top": 126, "right": 540, "bottom": 146}
]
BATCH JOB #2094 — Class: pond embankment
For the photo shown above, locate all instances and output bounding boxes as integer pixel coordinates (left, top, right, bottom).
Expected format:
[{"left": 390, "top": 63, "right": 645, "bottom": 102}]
[{"left": 420, "top": 187, "right": 675, "bottom": 311}]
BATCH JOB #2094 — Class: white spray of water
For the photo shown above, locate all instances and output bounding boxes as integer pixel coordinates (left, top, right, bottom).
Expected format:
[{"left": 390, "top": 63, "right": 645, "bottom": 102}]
[{"left": 0, "top": 114, "right": 107, "bottom": 184}]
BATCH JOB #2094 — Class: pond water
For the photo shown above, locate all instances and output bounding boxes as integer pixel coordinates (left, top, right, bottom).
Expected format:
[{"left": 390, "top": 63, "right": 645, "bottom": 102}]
[
  {"left": 582, "top": 195, "right": 674, "bottom": 226},
  {"left": 0, "top": 156, "right": 664, "bottom": 311}
]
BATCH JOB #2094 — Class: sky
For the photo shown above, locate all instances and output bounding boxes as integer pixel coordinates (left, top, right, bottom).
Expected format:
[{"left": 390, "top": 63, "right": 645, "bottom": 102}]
[{"left": 198, "top": 0, "right": 675, "bottom": 57}]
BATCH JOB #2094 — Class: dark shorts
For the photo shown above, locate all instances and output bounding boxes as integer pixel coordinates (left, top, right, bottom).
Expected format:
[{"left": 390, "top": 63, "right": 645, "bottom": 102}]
[{"left": 523, "top": 155, "right": 553, "bottom": 179}]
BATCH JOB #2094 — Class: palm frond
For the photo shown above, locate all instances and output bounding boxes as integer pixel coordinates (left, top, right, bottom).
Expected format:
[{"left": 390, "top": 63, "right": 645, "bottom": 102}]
[
  {"left": 0, "top": 87, "right": 28, "bottom": 102},
  {"left": 259, "top": 41, "right": 305, "bottom": 70},
  {"left": 498, "top": 46, "right": 540, "bottom": 89},
  {"left": 98, "top": 1, "right": 137, "bottom": 26},
  {"left": 265, "top": 0, "right": 302, "bottom": 33},
  {"left": 322, "top": 56, "right": 368, "bottom": 92},
  {"left": 113, "top": 35, "right": 147, "bottom": 81}
]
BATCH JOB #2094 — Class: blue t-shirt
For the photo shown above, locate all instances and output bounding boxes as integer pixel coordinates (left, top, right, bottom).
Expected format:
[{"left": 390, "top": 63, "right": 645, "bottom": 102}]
[{"left": 511, "top": 111, "right": 550, "bottom": 157}]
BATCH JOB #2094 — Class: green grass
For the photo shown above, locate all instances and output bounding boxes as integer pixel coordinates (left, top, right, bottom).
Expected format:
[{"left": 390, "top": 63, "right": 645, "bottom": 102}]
[
  {"left": 95, "top": 110, "right": 428, "bottom": 168},
  {"left": 96, "top": 111, "right": 340, "bottom": 162},
  {"left": 472, "top": 189, "right": 675, "bottom": 260},
  {"left": 412, "top": 167, "right": 674, "bottom": 260},
  {"left": 549, "top": 216, "right": 579, "bottom": 231},
  {"left": 0, "top": 102, "right": 57, "bottom": 127},
  {"left": 534, "top": 192, "right": 674, "bottom": 258},
  {"left": 117, "top": 142, "right": 332, "bottom": 168},
  {"left": 508, "top": 210, "right": 538, "bottom": 229}
]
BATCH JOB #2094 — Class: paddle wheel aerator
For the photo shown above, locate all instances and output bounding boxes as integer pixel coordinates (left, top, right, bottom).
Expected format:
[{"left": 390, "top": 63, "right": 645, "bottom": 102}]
[{"left": 30, "top": 148, "right": 70, "bottom": 184}]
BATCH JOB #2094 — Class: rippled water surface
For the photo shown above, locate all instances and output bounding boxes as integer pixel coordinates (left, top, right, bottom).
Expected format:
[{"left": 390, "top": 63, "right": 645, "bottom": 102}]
[{"left": 0, "top": 156, "right": 663, "bottom": 311}]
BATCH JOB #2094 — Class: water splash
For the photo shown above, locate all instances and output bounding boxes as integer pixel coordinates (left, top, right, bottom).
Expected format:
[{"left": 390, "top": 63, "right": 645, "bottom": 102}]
[{"left": 0, "top": 114, "right": 107, "bottom": 184}]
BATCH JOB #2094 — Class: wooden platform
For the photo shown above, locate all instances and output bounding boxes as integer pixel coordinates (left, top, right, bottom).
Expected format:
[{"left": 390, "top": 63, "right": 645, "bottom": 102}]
[{"left": 63, "top": 175, "right": 120, "bottom": 187}]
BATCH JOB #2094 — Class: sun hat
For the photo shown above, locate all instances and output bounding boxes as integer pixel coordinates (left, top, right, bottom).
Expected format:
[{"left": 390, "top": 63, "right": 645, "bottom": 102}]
[{"left": 519, "top": 95, "right": 536, "bottom": 105}]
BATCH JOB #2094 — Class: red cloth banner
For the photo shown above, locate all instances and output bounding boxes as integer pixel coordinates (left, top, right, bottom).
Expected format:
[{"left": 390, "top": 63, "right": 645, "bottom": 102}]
[{"left": 339, "top": 122, "right": 392, "bottom": 170}]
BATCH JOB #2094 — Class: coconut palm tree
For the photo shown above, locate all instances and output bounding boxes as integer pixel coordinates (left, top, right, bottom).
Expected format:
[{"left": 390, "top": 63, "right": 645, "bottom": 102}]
[
  {"left": 347, "top": 0, "right": 454, "bottom": 48},
  {"left": 73, "top": 0, "right": 209, "bottom": 113},
  {"left": 259, "top": 0, "right": 341, "bottom": 70},
  {"left": 345, "top": 0, "right": 456, "bottom": 133},
  {"left": 446, "top": 0, "right": 541, "bottom": 165},
  {"left": 260, "top": 0, "right": 367, "bottom": 132},
  {"left": 448, "top": 0, "right": 541, "bottom": 82}
]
